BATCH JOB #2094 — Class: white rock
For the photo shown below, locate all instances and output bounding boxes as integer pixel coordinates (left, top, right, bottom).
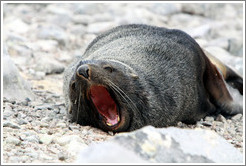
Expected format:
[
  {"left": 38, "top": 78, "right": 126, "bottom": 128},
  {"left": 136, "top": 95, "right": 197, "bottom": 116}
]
[
  {"left": 39, "top": 134, "right": 54, "bottom": 145},
  {"left": 4, "top": 18, "right": 29, "bottom": 34},
  {"left": 5, "top": 136, "right": 21, "bottom": 145}
]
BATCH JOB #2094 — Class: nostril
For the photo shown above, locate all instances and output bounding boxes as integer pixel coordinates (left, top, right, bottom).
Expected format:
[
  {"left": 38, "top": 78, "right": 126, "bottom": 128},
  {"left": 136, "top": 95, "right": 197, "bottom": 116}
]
[{"left": 77, "top": 64, "right": 90, "bottom": 79}]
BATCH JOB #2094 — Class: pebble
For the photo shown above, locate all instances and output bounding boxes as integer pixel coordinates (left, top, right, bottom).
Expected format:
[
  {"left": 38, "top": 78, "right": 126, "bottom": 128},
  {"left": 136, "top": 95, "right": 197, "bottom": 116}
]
[
  {"left": 39, "top": 134, "right": 54, "bottom": 145},
  {"left": 86, "top": 22, "right": 118, "bottom": 34},
  {"left": 216, "top": 114, "right": 227, "bottom": 123},
  {"left": 58, "top": 153, "right": 67, "bottom": 161},
  {"left": 204, "top": 116, "right": 214, "bottom": 123},
  {"left": 3, "top": 110, "right": 14, "bottom": 119},
  {"left": 231, "top": 114, "right": 242, "bottom": 121},
  {"left": 17, "top": 119, "right": 29, "bottom": 125},
  {"left": 37, "top": 24, "right": 68, "bottom": 46},
  {"left": 55, "top": 135, "right": 73, "bottom": 146},
  {"left": 39, "top": 122, "right": 49, "bottom": 128},
  {"left": 5, "top": 136, "right": 21, "bottom": 145},
  {"left": 56, "top": 122, "right": 67, "bottom": 128},
  {"left": 201, "top": 121, "right": 212, "bottom": 127},
  {"left": 24, "top": 135, "right": 40, "bottom": 143},
  {"left": 3, "top": 121, "right": 21, "bottom": 129},
  {"left": 4, "top": 18, "right": 30, "bottom": 34}
]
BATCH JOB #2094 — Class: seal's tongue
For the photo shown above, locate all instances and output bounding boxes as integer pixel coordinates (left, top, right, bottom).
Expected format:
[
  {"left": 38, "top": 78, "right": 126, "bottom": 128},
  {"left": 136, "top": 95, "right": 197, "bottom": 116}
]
[{"left": 90, "top": 85, "right": 119, "bottom": 126}]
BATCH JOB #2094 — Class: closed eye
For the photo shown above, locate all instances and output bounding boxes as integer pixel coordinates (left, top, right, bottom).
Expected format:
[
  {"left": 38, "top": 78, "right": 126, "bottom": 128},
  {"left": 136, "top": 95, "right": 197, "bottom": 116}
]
[{"left": 103, "top": 65, "right": 113, "bottom": 73}]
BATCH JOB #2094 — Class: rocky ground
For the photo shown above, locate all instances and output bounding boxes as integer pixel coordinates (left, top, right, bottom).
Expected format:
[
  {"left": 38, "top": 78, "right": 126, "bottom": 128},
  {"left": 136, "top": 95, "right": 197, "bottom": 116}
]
[{"left": 2, "top": 3, "right": 244, "bottom": 163}]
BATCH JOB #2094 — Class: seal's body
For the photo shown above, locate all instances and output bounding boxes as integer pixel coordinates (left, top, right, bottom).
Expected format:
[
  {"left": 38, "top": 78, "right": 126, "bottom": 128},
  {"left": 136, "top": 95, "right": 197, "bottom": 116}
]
[{"left": 63, "top": 24, "right": 243, "bottom": 132}]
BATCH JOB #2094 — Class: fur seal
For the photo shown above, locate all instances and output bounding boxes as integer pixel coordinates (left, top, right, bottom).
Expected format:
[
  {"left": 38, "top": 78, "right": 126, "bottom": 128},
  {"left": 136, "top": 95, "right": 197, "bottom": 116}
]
[{"left": 63, "top": 24, "right": 243, "bottom": 132}]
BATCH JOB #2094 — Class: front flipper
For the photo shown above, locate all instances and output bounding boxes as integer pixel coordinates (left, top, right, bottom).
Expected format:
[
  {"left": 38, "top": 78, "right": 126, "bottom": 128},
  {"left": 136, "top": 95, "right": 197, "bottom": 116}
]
[
  {"left": 203, "top": 54, "right": 243, "bottom": 115},
  {"left": 203, "top": 49, "right": 243, "bottom": 95}
]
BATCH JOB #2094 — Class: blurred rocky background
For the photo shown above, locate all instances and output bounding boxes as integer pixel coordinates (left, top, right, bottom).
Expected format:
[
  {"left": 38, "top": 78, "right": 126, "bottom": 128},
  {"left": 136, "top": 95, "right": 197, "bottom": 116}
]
[{"left": 2, "top": 3, "right": 244, "bottom": 163}]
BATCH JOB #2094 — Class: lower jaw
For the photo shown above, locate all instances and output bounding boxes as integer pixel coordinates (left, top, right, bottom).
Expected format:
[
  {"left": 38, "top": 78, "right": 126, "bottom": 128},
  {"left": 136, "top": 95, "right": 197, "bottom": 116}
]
[{"left": 100, "top": 113, "right": 130, "bottom": 132}]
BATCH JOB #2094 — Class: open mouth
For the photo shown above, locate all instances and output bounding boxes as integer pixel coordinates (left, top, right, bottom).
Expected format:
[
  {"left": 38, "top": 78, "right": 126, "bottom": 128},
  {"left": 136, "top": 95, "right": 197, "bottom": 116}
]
[{"left": 89, "top": 85, "right": 120, "bottom": 127}]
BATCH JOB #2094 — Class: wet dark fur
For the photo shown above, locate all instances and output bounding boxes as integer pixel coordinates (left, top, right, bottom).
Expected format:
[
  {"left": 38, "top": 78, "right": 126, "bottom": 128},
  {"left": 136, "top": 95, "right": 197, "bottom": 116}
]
[{"left": 63, "top": 24, "right": 243, "bottom": 132}]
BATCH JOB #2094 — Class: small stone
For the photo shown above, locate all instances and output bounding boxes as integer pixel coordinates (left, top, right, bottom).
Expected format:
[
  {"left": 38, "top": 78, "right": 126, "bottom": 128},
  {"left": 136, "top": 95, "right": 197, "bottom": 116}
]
[
  {"left": 216, "top": 114, "right": 227, "bottom": 123},
  {"left": 24, "top": 135, "right": 39, "bottom": 143},
  {"left": 108, "top": 131, "right": 114, "bottom": 136},
  {"left": 25, "top": 152, "right": 39, "bottom": 159},
  {"left": 56, "top": 122, "right": 67, "bottom": 128},
  {"left": 215, "top": 121, "right": 224, "bottom": 128},
  {"left": 86, "top": 22, "right": 118, "bottom": 34},
  {"left": 39, "top": 134, "right": 54, "bottom": 145},
  {"left": 66, "top": 139, "right": 87, "bottom": 156},
  {"left": 5, "top": 18, "right": 30, "bottom": 34},
  {"left": 3, "top": 109, "right": 14, "bottom": 119},
  {"left": 235, "top": 127, "right": 243, "bottom": 133},
  {"left": 55, "top": 135, "right": 72, "bottom": 146},
  {"left": 226, "top": 119, "right": 232, "bottom": 124},
  {"left": 58, "top": 153, "right": 67, "bottom": 161},
  {"left": 17, "top": 119, "right": 28, "bottom": 125},
  {"left": 34, "top": 103, "right": 54, "bottom": 110},
  {"left": 201, "top": 121, "right": 212, "bottom": 127},
  {"left": 205, "top": 116, "right": 214, "bottom": 122},
  {"left": 37, "top": 24, "right": 68, "bottom": 46},
  {"left": 35, "top": 71, "right": 46, "bottom": 79},
  {"left": 147, "top": 3, "right": 181, "bottom": 16},
  {"left": 228, "top": 128, "right": 236, "bottom": 135},
  {"left": 231, "top": 114, "right": 242, "bottom": 121},
  {"left": 5, "top": 136, "right": 21, "bottom": 145},
  {"left": 17, "top": 112, "right": 27, "bottom": 119},
  {"left": 3, "top": 121, "right": 21, "bottom": 129},
  {"left": 40, "top": 122, "right": 49, "bottom": 127},
  {"left": 39, "top": 153, "right": 53, "bottom": 160}
]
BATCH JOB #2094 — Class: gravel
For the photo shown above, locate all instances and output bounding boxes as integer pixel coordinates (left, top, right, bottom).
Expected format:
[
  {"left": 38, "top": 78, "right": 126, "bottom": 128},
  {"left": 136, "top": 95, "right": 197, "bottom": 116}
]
[{"left": 2, "top": 2, "right": 244, "bottom": 163}]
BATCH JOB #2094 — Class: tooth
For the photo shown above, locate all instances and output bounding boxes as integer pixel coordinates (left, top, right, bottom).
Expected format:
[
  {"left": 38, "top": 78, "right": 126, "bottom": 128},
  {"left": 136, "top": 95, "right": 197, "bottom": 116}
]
[
  {"left": 117, "top": 116, "right": 120, "bottom": 122},
  {"left": 106, "top": 122, "right": 113, "bottom": 126}
]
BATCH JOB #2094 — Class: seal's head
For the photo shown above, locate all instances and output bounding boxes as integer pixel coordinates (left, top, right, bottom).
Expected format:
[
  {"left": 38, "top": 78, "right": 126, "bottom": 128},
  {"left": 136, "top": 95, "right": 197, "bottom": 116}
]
[{"left": 68, "top": 59, "right": 143, "bottom": 132}]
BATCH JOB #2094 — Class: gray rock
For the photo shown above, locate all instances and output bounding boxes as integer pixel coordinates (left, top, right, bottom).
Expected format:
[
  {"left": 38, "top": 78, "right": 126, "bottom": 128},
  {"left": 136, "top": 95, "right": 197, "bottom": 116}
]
[
  {"left": 24, "top": 135, "right": 40, "bottom": 143},
  {"left": 86, "top": 22, "right": 118, "bottom": 34},
  {"left": 36, "top": 40, "right": 58, "bottom": 52},
  {"left": 39, "top": 134, "right": 54, "bottom": 145},
  {"left": 201, "top": 121, "right": 212, "bottom": 127},
  {"left": 3, "top": 104, "right": 15, "bottom": 119},
  {"left": 56, "top": 122, "right": 67, "bottom": 128},
  {"left": 4, "top": 18, "right": 30, "bottom": 34},
  {"left": 77, "top": 126, "right": 243, "bottom": 163},
  {"left": 204, "top": 116, "right": 214, "bottom": 123},
  {"left": 3, "top": 110, "right": 14, "bottom": 119},
  {"left": 147, "top": 3, "right": 181, "bottom": 16},
  {"left": 184, "top": 24, "right": 211, "bottom": 38},
  {"left": 3, "top": 46, "right": 35, "bottom": 101},
  {"left": 3, "top": 121, "right": 21, "bottom": 129},
  {"left": 76, "top": 142, "right": 147, "bottom": 163},
  {"left": 5, "top": 136, "right": 21, "bottom": 145},
  {"left": 231, "top": 114, "right": 242, "bottom": 121},
  {"left": 33, "top": 53, "right": 65, "bottom": 75},
  {"left": 181, "top": 3, "right": 210, "bottom": 16},
  {"left": 228, "top": 37, "right": 243, "bottom": 57},
  {"left": 16, "top": 119, "right": 28, "bottom": 125},
  {"left": 216, "top": 114, "right": 227, "bottom": 123},
  {"left": 205, "top": 37, "right": 229, "bottom": 50},
  {"left": 73, "top": 3, "right": 106, "bottom": 15},
  {"left": 37, "top": 24, "right": 68, "bottom": 46}
]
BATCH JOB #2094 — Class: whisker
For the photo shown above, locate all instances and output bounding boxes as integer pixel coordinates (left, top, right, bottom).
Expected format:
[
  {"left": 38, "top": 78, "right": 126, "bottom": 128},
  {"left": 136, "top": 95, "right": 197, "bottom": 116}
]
[
  {"left": 107, "top": 79, "right": 141, "bottom": 116},
  {"left": 76, "top": 85, "right": 82, "bottom": 122}
]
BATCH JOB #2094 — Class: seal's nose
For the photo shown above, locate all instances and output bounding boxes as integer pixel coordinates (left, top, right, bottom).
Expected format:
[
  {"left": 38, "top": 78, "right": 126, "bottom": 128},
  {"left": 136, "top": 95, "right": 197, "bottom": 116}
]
[{"left": 77, "top": 64, "right": 90, "bottom": 79}]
